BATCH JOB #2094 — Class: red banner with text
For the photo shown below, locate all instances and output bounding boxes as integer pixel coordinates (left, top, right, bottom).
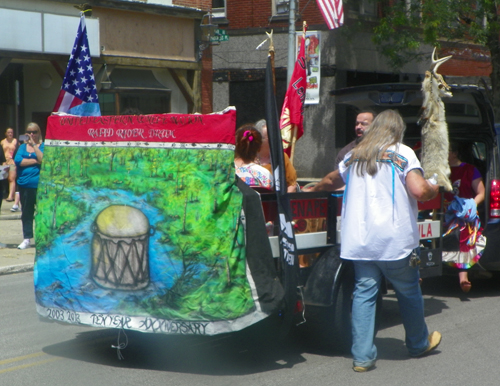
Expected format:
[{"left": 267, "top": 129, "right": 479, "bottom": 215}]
[{"left": 46, "top": 109, "right": 236, "bottom": 145}]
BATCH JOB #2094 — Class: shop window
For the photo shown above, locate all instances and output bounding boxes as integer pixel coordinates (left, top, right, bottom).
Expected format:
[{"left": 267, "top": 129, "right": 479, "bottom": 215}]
[
  {"left": 98, "top": 91, "right": 171, "bottom": 115},
  {"left": 98, "top": 68, "right": 171, "bottom": 115},
  {"left": 229, "top": 79, "right": 286, "bottom": 128}
]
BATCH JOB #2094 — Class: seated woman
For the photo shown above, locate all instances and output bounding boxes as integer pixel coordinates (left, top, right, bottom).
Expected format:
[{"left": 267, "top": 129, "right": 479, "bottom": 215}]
[
  {"left": 254, "top": 119, "right": 297, "bottom": 192},
  {"left": 234, "top": 125, "right": 273, "bottom": 190}
]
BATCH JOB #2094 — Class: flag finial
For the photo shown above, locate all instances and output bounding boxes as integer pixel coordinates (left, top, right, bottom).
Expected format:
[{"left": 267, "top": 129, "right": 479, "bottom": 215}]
[
  {"left": 266, "top": 30, "right": 274, "bottom": 53},
  {"left": 74, "top": 3, "right": 92, "bottom": 17}
]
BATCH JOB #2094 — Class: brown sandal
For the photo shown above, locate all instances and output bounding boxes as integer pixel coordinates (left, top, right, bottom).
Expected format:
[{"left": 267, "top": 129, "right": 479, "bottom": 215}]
[{"left": 460, "top": 281, "right": 472, "bottom": 293}]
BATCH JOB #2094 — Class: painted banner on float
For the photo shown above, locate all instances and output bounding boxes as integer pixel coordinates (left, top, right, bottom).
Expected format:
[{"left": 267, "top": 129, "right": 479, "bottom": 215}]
[{"left": 34, "top": 108, "right": 281, "bottom": 335}]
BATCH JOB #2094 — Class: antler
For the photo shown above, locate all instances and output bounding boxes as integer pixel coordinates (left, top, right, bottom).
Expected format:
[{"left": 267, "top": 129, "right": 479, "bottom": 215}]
[{"left": 431, "top": 47, "right": 452, "bottom": 75}]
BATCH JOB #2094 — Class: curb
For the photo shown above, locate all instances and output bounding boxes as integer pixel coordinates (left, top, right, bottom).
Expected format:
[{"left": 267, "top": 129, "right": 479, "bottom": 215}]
[
  {"left": 0, "top": 263, "right": 34, "bottom": 276},
  {"left": 0, "top": 214, "right": 22, "bottom": 220}
]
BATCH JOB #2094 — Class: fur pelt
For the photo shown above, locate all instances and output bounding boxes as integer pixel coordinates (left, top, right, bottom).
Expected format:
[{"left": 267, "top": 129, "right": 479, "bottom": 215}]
[{"left": 420, "top": 69, "right": 453, "bottom": 191}]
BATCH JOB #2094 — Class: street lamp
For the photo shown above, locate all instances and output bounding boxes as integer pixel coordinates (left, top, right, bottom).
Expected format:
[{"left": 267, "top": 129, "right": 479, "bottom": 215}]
[{"left": 200, "top": 12, "right": 218, "bottom": 42}]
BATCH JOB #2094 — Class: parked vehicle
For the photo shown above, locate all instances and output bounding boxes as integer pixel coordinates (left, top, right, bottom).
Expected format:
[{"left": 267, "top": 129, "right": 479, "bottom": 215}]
[
  {"left": 331, "top": 83, "right": 500, "bottom": 277},
  {"left": 256, "top": 82, "right": 500, "bottom": 350}
]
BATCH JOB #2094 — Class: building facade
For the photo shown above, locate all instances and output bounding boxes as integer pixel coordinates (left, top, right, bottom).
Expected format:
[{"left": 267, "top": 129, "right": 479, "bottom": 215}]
[
  {"left": 211, "top": 0, "right": 493, "bottom": 178},
  {"left": 0, "top": 0, "right": 212, "bottom": 139}
]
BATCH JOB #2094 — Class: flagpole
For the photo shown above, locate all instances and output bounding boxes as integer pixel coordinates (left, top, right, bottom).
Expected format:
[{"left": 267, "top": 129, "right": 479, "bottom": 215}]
[
  {"left": 289, "top": 21, "right": 307, "bottom": 165},
  {"left": 266, "top": 31, "right": 276, "bottom": 95},
  {"left": 287, "top": 0, "right": 296, "bottom": 85}
]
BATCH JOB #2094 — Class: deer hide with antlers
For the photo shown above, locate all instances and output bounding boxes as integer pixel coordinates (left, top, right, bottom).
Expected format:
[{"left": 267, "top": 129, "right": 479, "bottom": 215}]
[{"left": 420, "top": 48, "right": 453, "bottom": 192}]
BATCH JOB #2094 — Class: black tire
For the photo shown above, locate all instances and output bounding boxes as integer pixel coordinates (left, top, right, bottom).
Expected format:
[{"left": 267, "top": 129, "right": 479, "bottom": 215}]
[
  {"left": 328, "top": 260, "right": 354, "bottom": 353},
  {"left": 304, "top": 258, "right": 383, "bottom": 354},
  {"left": 301, "top": 257, "right": 354, "bottom": 354}
]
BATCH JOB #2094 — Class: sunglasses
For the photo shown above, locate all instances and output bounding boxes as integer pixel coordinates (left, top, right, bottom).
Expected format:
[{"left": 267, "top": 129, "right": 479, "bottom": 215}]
[{"left": 26, "top": 131, "right": 38, "bottom": 134}]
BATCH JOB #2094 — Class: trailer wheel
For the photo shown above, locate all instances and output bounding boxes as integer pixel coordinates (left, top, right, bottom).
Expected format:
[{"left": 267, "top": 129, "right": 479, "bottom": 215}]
[
  {"left": 328, "top": 260, "right": 354, "bottom": 353},
  {"left": 304, "top": 257, "right": 383, "bottom": 354},
  {"left": 301, "top": 255, "right": 354, "bottom": 354},
  {"left": 328, "top": 262, "right": 384, "bottom": 352}
]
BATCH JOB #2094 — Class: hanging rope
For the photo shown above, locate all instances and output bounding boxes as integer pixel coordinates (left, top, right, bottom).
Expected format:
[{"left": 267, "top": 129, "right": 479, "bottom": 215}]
[{"left": 111, "top": 328, "right": 129, "bottom": 360}]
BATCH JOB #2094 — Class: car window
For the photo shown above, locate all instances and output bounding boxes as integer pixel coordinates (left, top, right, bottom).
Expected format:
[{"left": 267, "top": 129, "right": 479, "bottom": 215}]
[
  {"left": 472, "top": 142, "right": 486, "bottom": 161},
  {"left": 446, "top": 103, "right": 480, "bottom": 117}
]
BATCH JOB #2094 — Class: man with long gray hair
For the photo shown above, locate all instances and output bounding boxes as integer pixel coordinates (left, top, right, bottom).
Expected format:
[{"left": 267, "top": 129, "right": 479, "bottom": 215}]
[{"left": 308, "top": 109, "right": 441, "bottom": 372}]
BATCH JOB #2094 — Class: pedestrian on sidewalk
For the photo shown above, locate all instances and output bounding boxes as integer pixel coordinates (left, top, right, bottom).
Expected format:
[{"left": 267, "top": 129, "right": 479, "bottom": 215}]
[
  {"left": 14, "top": 123, "right": 44, "bottom": 250},
  {"left": 1, "top": 127, "right": 19, "bottom": 202},
  {"left": 10, "top": 135, "right": 23, "bottom": 213},
  {"left": 0, "top": 143, "right": 8, "bottom": 248},
  {"left": 10, "top": 191, "right": 21, "bottom": 212}
]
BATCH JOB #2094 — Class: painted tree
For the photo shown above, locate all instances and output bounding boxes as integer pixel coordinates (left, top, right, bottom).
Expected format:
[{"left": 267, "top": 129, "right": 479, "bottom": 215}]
[
  {"left": 79, "top": 148, "right": 89, "bottom": 177},
  {"left": 369, "top": 0, "right": 500, "bottom": 116},
  {"left": 108, "top": 148, "right": 117, "bottom": 172},
  {"left": 51, "top": 182, "right": 66, "bottom": 231}
]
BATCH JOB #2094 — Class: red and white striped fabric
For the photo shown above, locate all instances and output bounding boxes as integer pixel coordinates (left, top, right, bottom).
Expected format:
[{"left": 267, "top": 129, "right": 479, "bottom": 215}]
[{"left": 316, "top": 0, "right": 344, "bottom": 29}]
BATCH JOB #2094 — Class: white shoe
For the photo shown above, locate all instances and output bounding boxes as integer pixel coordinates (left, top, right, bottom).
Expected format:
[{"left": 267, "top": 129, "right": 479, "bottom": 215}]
[
  {"left": 17, "top": 239, "right": 30, "bottom": 250},
  {"left": 10, "top": 205, "right": 19, "bottom": 212}
]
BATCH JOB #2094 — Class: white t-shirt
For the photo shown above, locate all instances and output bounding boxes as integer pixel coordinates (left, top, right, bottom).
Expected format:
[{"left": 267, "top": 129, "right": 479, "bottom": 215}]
[{"left": 338, "top": 144, "right": 423, "bottom": 261}]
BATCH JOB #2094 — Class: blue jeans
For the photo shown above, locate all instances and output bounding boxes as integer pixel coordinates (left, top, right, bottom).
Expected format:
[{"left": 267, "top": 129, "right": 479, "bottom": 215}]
[{"left": 351, "top": 254, "right": 430, "bottom": 367}]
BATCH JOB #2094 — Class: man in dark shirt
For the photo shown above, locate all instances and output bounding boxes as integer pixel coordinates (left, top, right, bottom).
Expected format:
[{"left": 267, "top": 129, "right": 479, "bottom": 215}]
[{"left": 335, "top": 110, "right": 376, "bottom": 169}]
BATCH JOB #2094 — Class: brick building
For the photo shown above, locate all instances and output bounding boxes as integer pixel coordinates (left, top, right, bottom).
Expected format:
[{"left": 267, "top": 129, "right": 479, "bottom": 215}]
[{"left": 211, "top": 0, "right": 493, "bottom": 178}]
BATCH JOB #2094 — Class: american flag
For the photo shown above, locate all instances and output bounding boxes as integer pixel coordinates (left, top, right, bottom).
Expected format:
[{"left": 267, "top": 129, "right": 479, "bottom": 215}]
[
  {"left": 53, "top": 14, "right": 101, "bottom": 116},
  {"left": 316, "top": 0, "right": 344, "bottom": 29}
]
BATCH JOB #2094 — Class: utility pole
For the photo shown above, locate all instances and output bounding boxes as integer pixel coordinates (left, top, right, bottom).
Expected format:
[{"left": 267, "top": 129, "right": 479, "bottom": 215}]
[{"left": 287, "top": 0, "right": 296, "bottom": 84}]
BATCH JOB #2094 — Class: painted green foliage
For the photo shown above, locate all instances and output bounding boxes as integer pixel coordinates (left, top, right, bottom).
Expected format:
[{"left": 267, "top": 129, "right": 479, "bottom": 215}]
[{"left": 35, "top": 144, "right": 254, "bottom": 320}]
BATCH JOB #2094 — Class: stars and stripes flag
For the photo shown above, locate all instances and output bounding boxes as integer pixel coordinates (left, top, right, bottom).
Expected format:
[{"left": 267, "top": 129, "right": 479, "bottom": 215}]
[
  {"left": 279, "top": 34, "right": 306, "bottom": 157},
  {"left": 316, "top": 0, "right": 344, "bottom": 29},
  {"left": 53, "top": 14, "right": 101, "bottom": 116}
]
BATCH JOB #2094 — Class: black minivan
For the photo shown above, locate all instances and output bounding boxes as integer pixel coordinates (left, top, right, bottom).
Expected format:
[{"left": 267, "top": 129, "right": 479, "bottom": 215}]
[{"left": 331, "top": 83, "right": 500, "bottom": 275}]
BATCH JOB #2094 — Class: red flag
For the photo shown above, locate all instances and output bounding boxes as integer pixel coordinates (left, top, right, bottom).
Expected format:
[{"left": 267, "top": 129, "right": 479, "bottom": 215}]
[
  {"left": 316, "top": 0, "right": 344, "bottom": 29},
  {"left": 279, "top": 35, "right": 306, "bottom": 156}
]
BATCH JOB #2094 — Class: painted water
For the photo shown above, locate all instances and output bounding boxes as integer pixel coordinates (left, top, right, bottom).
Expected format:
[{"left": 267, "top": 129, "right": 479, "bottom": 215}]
[{"left": 34, "top": 187, "right": 185, "bottom": 315}]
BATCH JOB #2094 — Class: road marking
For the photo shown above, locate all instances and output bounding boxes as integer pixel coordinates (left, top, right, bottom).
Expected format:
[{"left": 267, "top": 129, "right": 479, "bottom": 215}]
[
  {"left": 0, "top": 352, "right": 45, "bottom": 366},
  {"left": 0, "top": 352, "right": 62, "bottom": 374},
  {"left": 0, "top": 357, "right": 59, "bottom": 374}
]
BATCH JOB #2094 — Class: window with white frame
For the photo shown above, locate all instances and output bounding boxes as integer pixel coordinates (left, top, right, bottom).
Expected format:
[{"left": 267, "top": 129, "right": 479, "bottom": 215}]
[
  {"left": 212, "top": 0, "right": 226, "bottom": 18},
  {"left": 273, "top": 0, "right": 289, "bottom": 16}
]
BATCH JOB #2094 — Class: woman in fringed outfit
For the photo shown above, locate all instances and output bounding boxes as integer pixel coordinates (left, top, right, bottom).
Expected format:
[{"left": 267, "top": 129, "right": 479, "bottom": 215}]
[{"left": 443, "top": 141, "right": 485, "bottom": 293}]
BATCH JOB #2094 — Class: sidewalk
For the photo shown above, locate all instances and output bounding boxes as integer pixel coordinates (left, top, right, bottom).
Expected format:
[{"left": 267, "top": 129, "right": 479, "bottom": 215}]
[{"left": 0, "top": 199, "right": 35, "bottom": 275}]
